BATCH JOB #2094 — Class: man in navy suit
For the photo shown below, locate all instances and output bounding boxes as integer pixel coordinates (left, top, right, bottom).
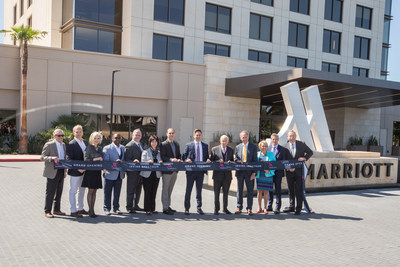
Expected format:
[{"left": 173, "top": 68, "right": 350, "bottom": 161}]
[
  {"left": 103, "top": 133, "right": 125, "bottom": 215},
  {"left": 182, "top": 129, "right": 211, "bottom": 215},
  {"left": 267, "top": 133, "right": 288, "bottom": 214},
  {"left": 66, "top": 125, "right": 88, "bottom": 218},
  {"left": 234, "top": 130, "right": 258, "bottom": 215},
  {"left": 284, "top": 130, "right": 313, "bottom": 215}
]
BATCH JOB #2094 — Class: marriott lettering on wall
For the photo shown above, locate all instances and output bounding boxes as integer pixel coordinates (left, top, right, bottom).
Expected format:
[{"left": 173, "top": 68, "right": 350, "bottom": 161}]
[{"left": 308, "top": 162, "right": 394, "bottom": 179}]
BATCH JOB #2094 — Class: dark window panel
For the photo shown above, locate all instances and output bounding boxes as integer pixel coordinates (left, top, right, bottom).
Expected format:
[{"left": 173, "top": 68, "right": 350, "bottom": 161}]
[
  {"left": 297, "top": 24, "right": 308, "bottom": 48},
  {"left": 297, "top": 58, "right": 307, "bottom": 68},
  {"left": 248, "top": 50, "right": 259, "bottom": 61},
  {"left": 154, "top": 0, "right": 169, "bottom": 22},
  {"left": 204, "top": 42, "right": 216, "bottom": 55},
  {"left": 98, "top": 30, "right": 115, "bottom": 54},
  {"left": 260, "top": 16, "right": 272, "bottom": 42},
  {"left": 218, "top": 6, "right": 231, "bottom": 34},
  {"left": 74, "top": 26, "right": 98, "bottom": 52},
  {"left": 288, "top": 22, "right": 297, "bottom": 47},
  {"left": 356, "top": 5, "right": 372, "bottom": 29},
  {"left": 216, "top": 44, "right": 230, "bottom": 56},
  {"left": 360, "top": 38, "right": 370, "bottom": 59},
  {"left": 167, "top": 36, "right": 183, "bottom": 60},
  {"left": 363, "top": 7, "right": 371, "bottom": 29},
  {"left": 322, "top": 62, "right": 329, "bottom": 72},
  {"left": 258, "top": 51, "right": 271, "bottom": 63},
  {"left": 251, "top": 0, "right": 273, "bottom": 6},
  {"left": 290, "top": 0, "right": 299, "bottom": 13},
  {"left": 332, "top": 0, "right": 342, "bottom": 22},
  {"left": 355, "top": 6, "right": 362, "bottom": 27},
  {"left": 249, "top": 14, "right": 260, "bottom": 40},
  {"left": 290, "top": 0, "right": 309, "bottom": 15},
  {"left": 153, "top": 34, "right": 168, "bottom": 60},
  {"left": 354, "top": 36, "right": 361, "bottom": 58},
  {"left": 75, "top": 0, "right": 99, "bottom": 21},
  {"left": 323, "top": 30, "right": 330, "bottom": 52},
  {"left": 169, "top": 0, "right": 185, "bottom": 25},
  {"left": 287, "top": 56, "right": 296, "bottom": 67},
  {"left": 205, "top": 4, "right": 217, "bottom": 32}
]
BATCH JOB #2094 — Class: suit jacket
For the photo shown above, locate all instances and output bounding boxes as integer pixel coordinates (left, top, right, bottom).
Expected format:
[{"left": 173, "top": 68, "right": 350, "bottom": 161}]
[
  {"left": 160, "top": 139, "right": 181, "bottom": 174},
  {"left": 84, "top": 145, "right": 103, "bottom": 161},
  {"left": 66, "top": 138, "right": 88, "bottom": 176},
  {"left": 235, "top": 142, "right": 258, "bottom": 176},
  {"left": 140, "top": 148, "right": 162, "bottom": 178},
  {"left": 124, "top": 140, "right": 143, "bottom": 173},
  {"left": 40, "top": 140, "right": 67, "bottom": 179},
  {"left": 182, "top": 141, "right": 209, "bottom": 174},
  {"left": 103, "top": 143, "right": 125, "bottom": 180},
  {"left": 284, "top": 140, "right": 313, "bottom": 176},
  {"left": 210, "top": 145, "right": 234, "bottom": 180},
  {"left": 268, "top": 144, "right": 288, "bottom": 177}
]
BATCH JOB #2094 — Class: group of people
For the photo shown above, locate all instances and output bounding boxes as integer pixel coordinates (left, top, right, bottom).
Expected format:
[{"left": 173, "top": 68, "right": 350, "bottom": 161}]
[{"left": 41, "top": 125, "right": 313, "bottom": 219}]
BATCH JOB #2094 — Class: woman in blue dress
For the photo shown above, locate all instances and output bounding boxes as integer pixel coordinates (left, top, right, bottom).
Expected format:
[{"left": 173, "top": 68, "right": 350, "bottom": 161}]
[{"left": 256, "top": 140, "right": 276, "bottom": 214}]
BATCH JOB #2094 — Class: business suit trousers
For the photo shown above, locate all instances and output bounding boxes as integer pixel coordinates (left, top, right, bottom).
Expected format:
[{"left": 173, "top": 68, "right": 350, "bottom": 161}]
[
  {"left": 126, "top": 171, "right": 141, "bottom": 211},
  {"left": 69, "top": 174, "right": 85, "bottom": 213},
  {"left": 184, "top": 171, "right": 204, "bottom": 210},
  {"left": 103, "top": 177, "right": 122, "bottom": 212},
  {"left": 213, "top": 177, "right": 232, "bottom": 212},
  {"left": 142, "top": 172, "right": 160, "bottom": 212},
  {"left": 286, "top": 172, "right": 303, "bottom": 212},
  {"left": 161, "top": 172, "right": 177, "bottom": 211},
  {"left": 44, "top": 169, "right": 64, "bottom": 213},
  {"left": 268, "top": 174, "right": 282, "bottom": 210},
  {"left": 236, "top": 173, "right": 254, "bottom": 210}
]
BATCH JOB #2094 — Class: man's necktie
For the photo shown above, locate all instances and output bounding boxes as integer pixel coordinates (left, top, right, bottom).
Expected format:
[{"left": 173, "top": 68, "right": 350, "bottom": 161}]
[
  {"left": 138, "top": 143, "right": 143, "bottom": 152},
  {"left": 196, "top": 142, "right": 200, "bottom": 161},
  {"left": 222, "top": 148, "right": 226, "bottom": 161},
  {"left": 291, "top": 143, "right": 295, "bottom": 157},
  {"left": 170, "top": 141, "right": 176, "bottom": 158},
  {"left": 273, "top": 146, "right": 276, "bottom": 155},
  {"left": 243, "top": 145, "right": 247, "bottom": 162}
]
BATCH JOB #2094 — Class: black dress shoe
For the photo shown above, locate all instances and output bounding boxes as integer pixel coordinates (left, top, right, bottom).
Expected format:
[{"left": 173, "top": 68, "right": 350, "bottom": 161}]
[
  {"left": 273, "top": 209, "right": 280, "bottom": 214},
  {"left": 283, "top": 207, "right": 295, "bottom": 213},
  {"left": 163, "top": 210, "right": 174, "bottom": 215},
  {"left": 197, "top": 209, "right": 204, "bottom": 215},
  {"left": 184, "top": 210, "right": 190, "bottom": 215},
  {"left": 223, "top": 209, "right": 232, "bottom": 215},
  {"left": 267, "top": 207, "right": 273, "bottom": 212},
  {"left": 294, "top": 211, "right": 301, "bottom": 215},
  {"left": 134, "top": 206, "right": 145, "bottom": 211},
  {"left": 128, "top": 209, "right": 136, "bottom": 214},
  {"left": 214, "top": 210, "right": 219, "bottom": 215},
  {"left": 168, "top": 207, "right": 177, "bottom": 213}
]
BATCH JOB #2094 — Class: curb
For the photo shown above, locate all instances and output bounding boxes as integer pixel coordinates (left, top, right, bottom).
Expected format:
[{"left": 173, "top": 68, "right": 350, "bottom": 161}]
[{"left": 0, "top": 158, "right": 41, "bottom": 162}]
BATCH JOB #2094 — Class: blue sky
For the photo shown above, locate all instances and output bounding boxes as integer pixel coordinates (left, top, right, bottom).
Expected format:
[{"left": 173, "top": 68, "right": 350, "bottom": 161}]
[{"left": 0, "top": 0, "right": 399, "bottom": 81}]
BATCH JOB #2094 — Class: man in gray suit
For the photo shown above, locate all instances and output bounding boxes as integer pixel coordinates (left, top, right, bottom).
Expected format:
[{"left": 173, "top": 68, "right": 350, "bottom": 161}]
[
  {"left": 40, "top": 129, "right": 67, "bottom": 218},
  {"left": 210, "top": 135, "right": 234, "bottom": 215},
  {"left": 284, "top": 130, "right": 313, "bottom": 215},
  {"left": 234, "top": 130, "right": 258, "bottom": 215},
  {"left": 103, "top": 133, "right": 125, "bottom": 215},
  {"left": 124, "top": 129, "right": 143, "bottom": 213}
]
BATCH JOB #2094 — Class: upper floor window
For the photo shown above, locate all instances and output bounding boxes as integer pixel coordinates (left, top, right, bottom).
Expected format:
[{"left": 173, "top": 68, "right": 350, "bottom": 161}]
[
  {"left": 13, "top": 5, "right": 17, "bottom": 25},
  {"left": 323, "top": 29, "right": 341, "bottom": 54},
  {"left": 251, "top": 0, "right": 273, "bottom": 7},
  {"left": 153, "top": 34, "right": 183, "bottom": 61},
  {"left": 354, "top": 36, "right": 370, "bottom": 60},
  {"left": 20, "top": 0, "right": 24, "bottom": 17},
  {"left": 28, "top": 16, "right": 32, "bottom": 27},
  {"left": 248, "top": 50, "right": 271, "bottom": 63},
  {"left": 75, "top": 0, "right": 122, "bottom": 26},
  {"left": 154, "top": 0, "right": 185, "bottom": 25},
  {"left": 288, "top": 22, "right": 308, "bottom": 48},
  {"left": 353, "top": 67, "right": 369, "bottom": 77},
  {"left": 287, "top": 56, "right": 307, "bottom": 68},
  {"left": 205, "top": 3, "right": 231, "bottom": 34},
  {"left": 28, "top": 0, "right": 32, "bottom": 7},
  {"left": 74, "top": 26, "right": 121, "bottom": 54},
  {"left": 204, "top": 42, "right": 230, "bottom": 57},
  {"left": 324, "top": 0, "right": 342, "bottom": 23},
  {"left": 249, "top": 13, "right": 272, "bottom": 42},
  {"left": 322, "top": 62, "right": 340, "bottom": 73},
  {"left": 356, "top": 5, "right": 372, "bottom": 30},
  {"left": 290, "top": 0, "right": 309, "bottom": 15}
]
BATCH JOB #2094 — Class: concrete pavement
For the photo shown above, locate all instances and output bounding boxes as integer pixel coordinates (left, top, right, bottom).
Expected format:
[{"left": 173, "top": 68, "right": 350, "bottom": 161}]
[{"left": 0, "top": 161, "right": 399, "bottom": 266}]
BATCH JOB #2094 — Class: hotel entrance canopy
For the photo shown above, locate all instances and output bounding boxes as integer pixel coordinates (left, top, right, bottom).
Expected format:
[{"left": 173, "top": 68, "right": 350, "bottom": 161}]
[{"left": 225, "top": 68, "right": 400, "bottom": 109}]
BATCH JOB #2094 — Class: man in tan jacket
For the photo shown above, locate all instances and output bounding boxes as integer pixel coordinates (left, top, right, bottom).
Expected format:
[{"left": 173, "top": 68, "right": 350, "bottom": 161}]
[{"left": 40, "top": 129, "right": 67, "bottom": 218}]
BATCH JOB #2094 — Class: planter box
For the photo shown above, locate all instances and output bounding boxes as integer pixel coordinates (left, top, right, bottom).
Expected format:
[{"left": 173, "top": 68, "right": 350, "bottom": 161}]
[
  {"left": 367, "top": 145, "right": 383, "bottom": 155},
  {"left": 392, "top": 146, "right": 400, "bottom": 156},
  {"left": 346, "top": 145, "right": 368, "bottom": 151}
]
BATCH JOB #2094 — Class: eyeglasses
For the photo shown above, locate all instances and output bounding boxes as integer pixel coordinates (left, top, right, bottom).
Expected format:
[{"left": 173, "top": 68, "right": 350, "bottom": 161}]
[{"left": 55, "top": 135, "right": 64, "bottom": 137}]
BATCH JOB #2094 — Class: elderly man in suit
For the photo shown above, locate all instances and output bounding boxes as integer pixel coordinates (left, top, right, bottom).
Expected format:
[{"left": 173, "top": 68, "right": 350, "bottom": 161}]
[
  {"left": 103, "top": 133, "right": 125, "bottom": 215},
  {"left": 235, "top": 130, "right": 258, "bottom": 215},
  {"left": 267, "top": 133, "right": 288, "bottom": 214},
  {"left": 124, "top": 128, "right": 144, "bottom": 213},
  {"left": 284, "top": 130, "right": 313, "bottom": 215},
  {"left": 182, "top": 128, "right": 211, "bottom": 215},
  {"left": 66, "top": 125, "right": 88, "bottom": 218},
  {"left": 40, "top": 129, "right": 67, "bottom": 218},
  {"left": 210, "top": 134, "right": 234, "bottom": 215},
  {"left": 160, "top": 128, "right": 181, "bottom": 215}
]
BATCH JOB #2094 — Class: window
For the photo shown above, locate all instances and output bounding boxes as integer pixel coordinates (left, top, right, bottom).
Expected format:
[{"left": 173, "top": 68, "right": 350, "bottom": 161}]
[
  {"left": 353, "top": 67, "right": 369, "bottom": 77},
  {"left": 287, "top": 56, "right": 307, "bottom": 68},
  {"left": 354, "top": 36, "right": 370, "bottom": 59},
  {"left": 290, "top": 0, "right": 309, "bottom": 15},
  {"left": 28, "top": 0, "right": 32, "bottom": 7},
  {"left": 356, "top": 5, "right": 372, "bottom": 29},
  {"left": 205, "top": 3, "right": 231, "bottom": 34},
  {"left": 75, "top": 0, "right": 122, "bottom": 26},
  {"left": 288, "top": 22, "right": 308, "bottom": 48},
  {"left": 154, "top": 0, "right": 185, "bottom": 25},
  {"left": 323, "top": 29, "right": 341, "bottom": 54},
  {"left": 74, "top": 26, "right": 121, "bottom": 54},
  {"left": 251, "top": 0, "right": 273, "bottom": 6},
  {"left": 204, "top": 42, "right": 230, "bottom": 57},
  {"left": 381, "top": 45, "right": 389, "bottom": 78},
  {"left": 152, "top": 34, "right": 183, "bottom": 60},
  {"left": 13, "top": 5, "right": 17, "bottom": 25},
  {"left": 20, "top": 0, "right": 24, "bottom": 17},
  {"left": 248, "top": 50, "right": 271, "bottom": 63},
  {"left": 322, "top": 62, "right": 340, "bottom": 73},
  {"left": 324, "top": 0, "right": 342, "bottom": 22},
  {"left": 249, "top": 13, "right": 272, "bottom": 42},
  {"left": 28, "top": 16, "right": 32, "bottom": 27}
]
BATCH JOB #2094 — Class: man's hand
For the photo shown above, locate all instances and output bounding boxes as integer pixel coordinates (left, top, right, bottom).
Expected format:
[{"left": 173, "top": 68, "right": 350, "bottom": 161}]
[
  {"left": 53, "top": 156, "right": 59, "bottom": 164},
  {"left": 250, "top": 173, "right": 256, "bottom": 180},
  {"left": 185, "top": 159, "right": 192, "bottom": 163},
  {"left": 206, "top": 159, "right": 211, "bottom": 163},
  {"left": 298, "top": 157, "right": 306, "bottom": 162},
  {"left": 133, "top": 159, "right": 140, "bottom": 163}
]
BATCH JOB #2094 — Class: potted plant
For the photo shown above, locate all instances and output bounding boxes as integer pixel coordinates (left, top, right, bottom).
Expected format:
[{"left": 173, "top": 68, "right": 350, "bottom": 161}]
[
  {"left": 366, "top": 135, "right": 383, "bottom": 154},
  {"left": 346, "top": 135, "right": 367, "bottom": 151}
]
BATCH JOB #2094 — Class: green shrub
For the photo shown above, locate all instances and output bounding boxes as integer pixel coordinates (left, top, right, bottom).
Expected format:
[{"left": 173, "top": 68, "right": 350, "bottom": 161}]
[
  {"left": 348, "top": 135, "right": 363, "bottom": 145},
  {"left": 367, "top": 135, "right": 378, "bottom": 146}
]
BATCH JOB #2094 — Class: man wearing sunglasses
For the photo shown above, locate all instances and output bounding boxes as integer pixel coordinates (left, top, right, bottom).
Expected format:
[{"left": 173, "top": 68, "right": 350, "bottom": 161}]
[{"left": 40, "top": 129, "right": 67, "bottom": 218}]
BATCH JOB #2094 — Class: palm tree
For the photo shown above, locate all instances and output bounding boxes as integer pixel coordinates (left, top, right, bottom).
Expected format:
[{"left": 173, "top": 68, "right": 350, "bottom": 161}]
[{"left": 0, "top": 26, "right": 47, "bottom": 153}]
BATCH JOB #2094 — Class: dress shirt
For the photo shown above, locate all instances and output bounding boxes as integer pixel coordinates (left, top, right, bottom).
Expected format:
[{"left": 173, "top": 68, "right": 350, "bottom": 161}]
[
  {"left": 74, "top": 137, "right": 86, "bottom": 153},
  {"left": 289, "top": 142, "right": 296, "bottom": 157},
  {"left": 55, "top": 141, "right": 64, "bottom": 159},
  {"left": 194, "top": 141, "right": 203, "bottom": 161},
  {"left": 112, "top": 142, "right": 122, "bottom": 156}
]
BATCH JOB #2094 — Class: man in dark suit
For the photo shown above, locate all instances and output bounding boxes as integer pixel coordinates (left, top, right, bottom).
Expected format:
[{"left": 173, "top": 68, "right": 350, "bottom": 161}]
[
  {"left": 124, "top": 128, "right": 144, "bottom": 213},
  {"left": 284, "top": 130, "right": 313, "bottom": 215},
  {"left": 210, "top": 135, "right": 234, "bottom": 215},
  {"left": 235, "top": 130, "right": 258, "bottom": 215},
  {"left": 66, "top": 125, "right": 88, "bottom": 218},
  {"left": 160, "top": 128, "right": 181, "bottom": 215},
  {"left": 182, "top": 128, "right": 211, "bottom": 215},
  {"left": 40, "top": 129, "right": 67, "bottom": 218},
  {"left": 267, "top": 133, "right": 287, "bottom": 214}
]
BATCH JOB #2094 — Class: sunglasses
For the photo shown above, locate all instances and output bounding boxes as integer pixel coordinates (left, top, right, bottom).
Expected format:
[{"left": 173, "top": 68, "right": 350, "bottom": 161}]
[{"left": 55, "top": 134, "right": 64, "bottom": 137}]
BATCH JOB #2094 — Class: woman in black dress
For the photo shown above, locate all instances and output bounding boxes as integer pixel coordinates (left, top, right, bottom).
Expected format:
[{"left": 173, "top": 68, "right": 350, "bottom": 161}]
[{"left": 82, "top": 132, "right": 103, "bottom": 218}]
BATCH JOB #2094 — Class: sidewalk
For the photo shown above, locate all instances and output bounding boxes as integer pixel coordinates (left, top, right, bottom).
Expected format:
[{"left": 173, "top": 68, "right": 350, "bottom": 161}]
[{"left": 0, "top": 154, "right": 41, "bottom": 161}]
